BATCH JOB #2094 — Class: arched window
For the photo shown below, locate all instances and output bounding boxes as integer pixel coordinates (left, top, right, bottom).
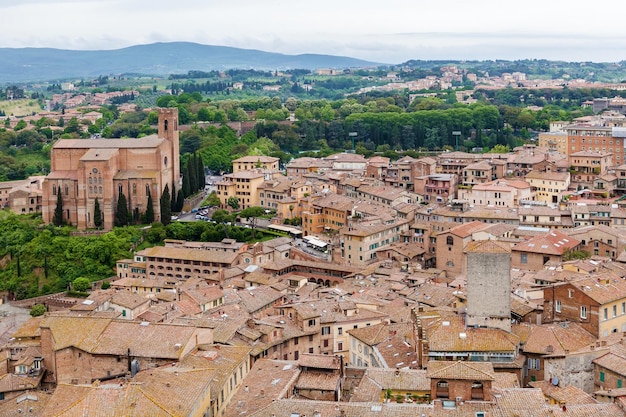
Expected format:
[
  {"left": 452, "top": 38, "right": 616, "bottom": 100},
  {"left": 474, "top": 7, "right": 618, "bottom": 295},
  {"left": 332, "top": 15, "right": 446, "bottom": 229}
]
[
  {"left": 164, "top": 156, "right": 168, "bottom": 167},
  {"left": 89, "top": 186, "right": 93, "bottom": 194},
  {"left": 132, "top": 183, "right": 137, "bottom": 196},
  {"left": 436, "top": 381, "right": 449, "bottom": 398},
  {"left": 65, "top": 185, "right": 69, "bottom": 196},
  {"left": 164, "top": 119, "right": 169, "bottom": 131},
  {"left": 446, "top": 236, "right": 454, "bottom": 245},
  {"left": 52, "top": 185, "right": 57, "bottom": 195},
  {"left": 99, "top": 186, "right": 103, "bottom": 194},
  {"left": 99, "top": 176, "right": 102, "bottom": 185},
  {"left": 89, "top": 177, "right": 92, "bottom": 185},
  {"left": 118, "top": 185, "right": 123, "bottom": 195},
  {"left": 146, "top": 184, "right": 150, "bottom": 195}
]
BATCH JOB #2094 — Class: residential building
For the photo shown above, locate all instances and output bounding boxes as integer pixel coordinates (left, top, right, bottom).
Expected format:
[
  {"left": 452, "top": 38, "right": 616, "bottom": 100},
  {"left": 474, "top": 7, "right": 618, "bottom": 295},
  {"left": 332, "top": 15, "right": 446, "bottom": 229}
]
[
  {"left": 458, "top": 178, "right": 533, "bottom": 207},
  {"left": 511, "top": 229, "right": 580, "bottom": 270},
  {"left": 340, "top": 218, "right": 411, "bottom": 266},
  {"left": 39, "top": 315, "right": 213, "bottom": 384},
  {"left": 543, "top": 274, "right": 626, "bottom": 338},
  {"left": 435, "top": 220, "right": 489, "bottom": 277},
  {"left": 513, "top": 322, "right": 596, "bottom": 386},
  {"left": 414, "top": 174, "right": 458, "bottom": 203},
  {"left": 566, "top": 124, "right": 623, "bottom": 163},
  {"left": 538, "top": 131, "right": 568, "bottom": 155},
  {"left": 232, "top": 155, "right": 279, "bottom": 173},
  {"left": 525, "top": 171, "right": 571, "bottom": 204}
]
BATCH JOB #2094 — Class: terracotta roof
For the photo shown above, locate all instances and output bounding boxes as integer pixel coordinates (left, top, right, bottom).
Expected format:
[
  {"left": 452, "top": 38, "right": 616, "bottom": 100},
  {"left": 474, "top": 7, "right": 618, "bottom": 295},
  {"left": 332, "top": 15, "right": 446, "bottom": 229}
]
[
  {"left": 513, "top": 230, "right": 580, "bottom": 255},
  {"left": 445, "top": 220, "right": 490, "bottom": 238},
  {"left": 465, "top": 239, "right": 511, "bottom": 254},
  {"left": 138, "top": 245, "right": 239, "bottom": 264},
  {"left": 426, "top": 360, "right": 495, "bottom": 380},
  {"left": 513, "top": 322, "right": 596, "bottom": 356},
  {"left": 222, "top": 359, "right": 300, "bottom": 417},
  {"left": 362, "top": 368, "right": 429, "bottom": 392},
  {"left": 53, "top": 135, "right": 163, "bottom": 149},
  {"left": 41, "top": 366, "right": 214, "bottom": 416},
  {"left": 297, "top": 353, "right": 341, "bottom": 370},
  {"left": 593, "top": 342, "right": 626, "bottom": 376},
  {"left": 427, "top": 315, "right": 519, "bottom": 352},
  {"left": 294, "top": 370, "right": 340, "bottom": 391}
]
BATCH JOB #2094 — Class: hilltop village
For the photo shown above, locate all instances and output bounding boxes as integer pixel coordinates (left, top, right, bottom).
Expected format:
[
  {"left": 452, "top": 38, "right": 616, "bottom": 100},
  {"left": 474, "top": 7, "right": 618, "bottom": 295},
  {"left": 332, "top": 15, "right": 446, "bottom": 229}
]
[{"left": 4, "top": 106, "right": 626, "bottom": 416}]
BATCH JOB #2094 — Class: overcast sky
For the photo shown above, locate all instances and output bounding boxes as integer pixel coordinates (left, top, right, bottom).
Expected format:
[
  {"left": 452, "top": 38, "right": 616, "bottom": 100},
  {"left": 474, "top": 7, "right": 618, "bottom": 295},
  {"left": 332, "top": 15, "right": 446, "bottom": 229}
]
[{"left": 2, "top": 0, "right": 626, "bottom": 64}]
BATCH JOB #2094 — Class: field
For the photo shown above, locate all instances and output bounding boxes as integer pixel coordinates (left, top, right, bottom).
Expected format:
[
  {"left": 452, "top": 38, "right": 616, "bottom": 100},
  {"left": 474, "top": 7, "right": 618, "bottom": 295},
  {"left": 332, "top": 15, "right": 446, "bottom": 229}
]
[{"left": 0, "top": 99, "right": 42, "bottom": 117}]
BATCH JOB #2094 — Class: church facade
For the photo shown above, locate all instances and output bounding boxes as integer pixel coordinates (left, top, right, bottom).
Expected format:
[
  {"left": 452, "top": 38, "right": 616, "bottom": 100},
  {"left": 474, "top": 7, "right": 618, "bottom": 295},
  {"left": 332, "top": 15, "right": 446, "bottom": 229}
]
[{"left": 42, "top": 108, "right": 180, "bottom": 230}]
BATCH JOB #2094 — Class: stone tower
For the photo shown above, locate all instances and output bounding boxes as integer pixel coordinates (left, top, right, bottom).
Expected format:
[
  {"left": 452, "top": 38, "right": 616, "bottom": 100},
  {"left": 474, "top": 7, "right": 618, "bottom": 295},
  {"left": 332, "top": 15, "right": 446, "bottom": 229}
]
[
  {"left": 158, "top": 107, "right": 180, "bottom": 190},
  {"left": 465, "top": 240, "right": 512, "bottom": 332}
]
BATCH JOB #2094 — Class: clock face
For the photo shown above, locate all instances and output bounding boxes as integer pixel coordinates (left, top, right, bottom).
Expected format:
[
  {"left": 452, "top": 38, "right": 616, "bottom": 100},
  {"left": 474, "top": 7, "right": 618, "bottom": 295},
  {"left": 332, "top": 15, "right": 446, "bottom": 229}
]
[{"left": 92, "top": 168, "right": 98, "bottom": 174}]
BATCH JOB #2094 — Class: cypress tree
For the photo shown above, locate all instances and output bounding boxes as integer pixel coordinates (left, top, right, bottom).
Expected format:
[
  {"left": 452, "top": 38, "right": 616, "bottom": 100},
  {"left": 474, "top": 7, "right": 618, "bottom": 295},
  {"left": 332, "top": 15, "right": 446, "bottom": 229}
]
[
  {"left": 171, "top": 183, "right": 177, "bottom": 212},
  {"left": 160, "top": 184, "right": 172, "bottom": 226},
  {"left": 182, "top": 172, "right": 191, "bottom": 198},
  {"left": 195, "top": 153, "right": 204, "bottom": 189},
  {"left": 53, "top": 190, "right": 64, "bottom": 226},
  {"left": 115, "top": 190, "right": 128, "bottom": 227},
  {"left": 145, "top": 190, "right": 155, "bottom": 223},
  {"left": 188, "top": 155, "right": 197, "bottom": 193},
  {"left": 176, "top": 189, "right": 185, "bottom": 212},
  {"left": 94, "top": 197, "right": 103, "bottom": 229}
]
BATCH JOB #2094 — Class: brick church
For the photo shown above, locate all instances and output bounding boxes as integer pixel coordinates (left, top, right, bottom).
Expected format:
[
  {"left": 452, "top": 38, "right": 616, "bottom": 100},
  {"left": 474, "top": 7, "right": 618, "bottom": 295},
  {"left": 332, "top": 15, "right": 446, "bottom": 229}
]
[{"left": 42, "top": 108, "right": 180, "bottom": 230}]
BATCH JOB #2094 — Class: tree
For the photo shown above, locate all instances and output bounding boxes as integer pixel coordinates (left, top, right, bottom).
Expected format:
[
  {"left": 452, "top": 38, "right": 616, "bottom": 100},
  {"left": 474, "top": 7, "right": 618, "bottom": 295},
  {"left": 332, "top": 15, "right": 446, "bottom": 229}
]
[
  {"left": 227, "top": 196, "right": 240, "bottom": 210},
  {"left": 205, "top": 191, "right": 221, "bottom": 207},
  {"left": 53, "top": 190, "right": 64, "bottom": 226},
  {"left": 212, "top": 209, "right": 232, "bottom": 224},
  {"left": 72, "top": 277, "right": 91, "bottom": 292},
  {"left": 176, "top": 189, "right": 185, "bottom": 212},
  {"left": 115, "top": 190, "right": 128, "bottom": 227},
  {"left": 30, "top": 304, "right": 46, "bottom": 317},
  {"left": 239, "top": 206, "right": 265, "bottom": 240},
  {"left": 94, "top": 197, "right": 103, "bottom": 229},
  {"left": 145, "top": 191, "right": 155, "bottom": 224},
  {"left": 160, "top": 184, "right": 172, "bottom": 226},
  {"left": 401, "top": 125, "right": 416, "bottom": 150}
]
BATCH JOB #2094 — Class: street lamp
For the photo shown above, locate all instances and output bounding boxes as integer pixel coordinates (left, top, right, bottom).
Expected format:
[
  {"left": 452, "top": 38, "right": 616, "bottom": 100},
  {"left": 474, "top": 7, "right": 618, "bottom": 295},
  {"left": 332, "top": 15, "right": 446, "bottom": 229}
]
[
  {"left": 452, "top": 131, "right": 461, "bottom": 151},
  {"left": 348, "top": 132, "right": 357, "bottom": 153}
]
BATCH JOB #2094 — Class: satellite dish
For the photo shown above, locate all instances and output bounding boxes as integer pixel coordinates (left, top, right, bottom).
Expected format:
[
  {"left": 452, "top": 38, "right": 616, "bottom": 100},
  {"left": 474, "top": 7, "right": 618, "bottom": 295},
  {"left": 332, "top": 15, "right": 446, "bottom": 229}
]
[{"left": 552, "top": 377, "right": 559, "bottom": 386}]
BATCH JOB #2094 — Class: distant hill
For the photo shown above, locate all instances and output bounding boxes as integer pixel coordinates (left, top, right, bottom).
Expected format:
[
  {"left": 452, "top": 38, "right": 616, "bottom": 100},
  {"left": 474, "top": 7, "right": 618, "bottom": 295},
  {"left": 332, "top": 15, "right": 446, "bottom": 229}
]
[{"left": 0, "top": 42, "right": 385, "bottom": 83}]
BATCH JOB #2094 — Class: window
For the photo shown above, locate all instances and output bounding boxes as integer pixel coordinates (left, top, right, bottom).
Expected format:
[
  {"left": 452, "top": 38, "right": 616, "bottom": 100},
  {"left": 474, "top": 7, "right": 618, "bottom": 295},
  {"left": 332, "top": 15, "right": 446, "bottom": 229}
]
[
  {"left": 338, "top": 342, "right": 343, "bottom": 351},
  {"left": 520, "top": 253, "right": 528, "bottom": 264},
  {"left": 614, "top": 305, "right": 617, "bottom": 318},
  {"left": 555, "top": 300, "right": 561, "bottom": 313},
  {"left": 604, "top": 308, "right": 608, "bottom": 320},
  {"left": 600, "top": 371, "right": 605, "bottom": 382},
  {"left": 322, "top": 326, "right": 331, "bottom": 335},
  {"left": 446, "top": 236, "right": 454, "bottom": 245},
  {"left": 338, "top": 327, "right": 343, "bottom": 335},
  {"left": 308, "top": 319, "right": 315, "bottom": 327},
  {"left": 308, "top": 347, "right": 314, "bottom": 354},
  {"left": 568, "top": 289, "right": 574, "bottom": 298},
  {"left": 323, "top": 339, "right": 329, "bottom": 347},
  {"left": 580, "top": 306, "right": 587, "bottom": 319}
]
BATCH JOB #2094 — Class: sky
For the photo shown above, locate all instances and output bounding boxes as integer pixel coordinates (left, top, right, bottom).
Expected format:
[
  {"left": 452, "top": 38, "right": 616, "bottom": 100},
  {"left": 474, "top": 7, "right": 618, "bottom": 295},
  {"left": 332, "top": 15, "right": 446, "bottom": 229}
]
[{"left": 2, "top": 0, "right": 626, "bottom": 64}]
